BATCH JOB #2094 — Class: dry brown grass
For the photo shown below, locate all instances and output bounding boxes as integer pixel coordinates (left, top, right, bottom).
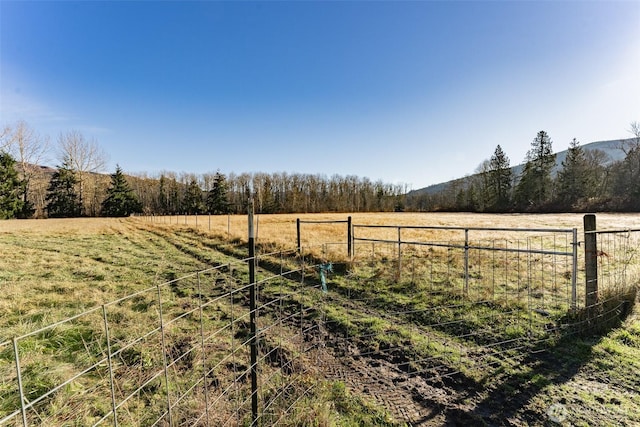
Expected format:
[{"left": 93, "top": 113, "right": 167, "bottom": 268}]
[
  {"left": 5, "top": 212, "right": 640, "bottom": 240},
  {"left": 0, "top": 217, "right": 131, "bottom": 235},
  {"left": 137, "top": 212, "right": 640, "bottom": 259}
]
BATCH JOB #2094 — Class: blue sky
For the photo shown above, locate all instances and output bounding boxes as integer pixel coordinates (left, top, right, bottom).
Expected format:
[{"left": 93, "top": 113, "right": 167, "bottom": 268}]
[{"left": 1, "top": 1, "right": 639, "bottom": 190}]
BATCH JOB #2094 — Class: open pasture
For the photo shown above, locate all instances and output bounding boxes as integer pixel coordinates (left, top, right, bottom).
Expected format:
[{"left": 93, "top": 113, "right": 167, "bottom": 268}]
[
  {"left": 141, "top": 211, "right": 640, "bottom": 251},
  {"left": 1, "top": 213, "right": 640, "bottom": 426}
]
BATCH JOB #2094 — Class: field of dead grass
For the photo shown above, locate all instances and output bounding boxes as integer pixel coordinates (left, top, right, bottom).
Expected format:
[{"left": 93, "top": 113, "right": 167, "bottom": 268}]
[
  {"left": 138, "top": 211, "right": 640, "bottom": 258},
  {"left": 5, "top": 212, "right": 640, "bottom": 243}
]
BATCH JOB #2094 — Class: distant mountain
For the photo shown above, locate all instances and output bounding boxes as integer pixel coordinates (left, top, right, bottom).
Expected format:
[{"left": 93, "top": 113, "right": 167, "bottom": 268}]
[{"left": 407, "top": 138, "right": 633, "bottom": 197}]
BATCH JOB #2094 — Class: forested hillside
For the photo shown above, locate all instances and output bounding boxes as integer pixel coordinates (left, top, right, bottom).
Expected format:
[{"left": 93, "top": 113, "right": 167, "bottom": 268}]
[{"left": 406, "top": 130, "right": 640, "bottom": 213}]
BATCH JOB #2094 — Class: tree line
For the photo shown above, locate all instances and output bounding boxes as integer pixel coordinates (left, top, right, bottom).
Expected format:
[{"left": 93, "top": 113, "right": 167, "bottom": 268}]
[
  {"left": 0, "top": 121, "right": 406, "bottom": 219},
  {"left": 127, "top": 171, "right": 407, "bottom": 215},
  {"left": 3, "top": 120, "right": 639, "bottom": 219},
  {"left": 406, "top": 124, "right": 640, "bottom": 213}
]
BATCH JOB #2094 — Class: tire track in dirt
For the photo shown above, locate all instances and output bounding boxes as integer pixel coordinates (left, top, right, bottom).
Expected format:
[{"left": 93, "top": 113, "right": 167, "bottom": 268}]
[{"left": 312, "top": 344, "right": 455, "bottom": 425}]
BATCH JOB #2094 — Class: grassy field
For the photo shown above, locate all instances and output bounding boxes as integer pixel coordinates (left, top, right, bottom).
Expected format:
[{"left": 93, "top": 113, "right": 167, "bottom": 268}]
[
  {"left": 1, "top": 213, "right": 639, "bottom": 426},
  {"left": 141, "top": 211, "right": 640, "bottom": 245}
]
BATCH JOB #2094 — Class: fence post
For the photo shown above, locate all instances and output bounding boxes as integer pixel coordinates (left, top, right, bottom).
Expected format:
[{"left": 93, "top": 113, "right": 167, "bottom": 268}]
[
  {"left": 584, "top": 214, "right": 598, "bottom": 308},
  {"left": 296, "top": 218, "right": 301, "bottom": 254},
  {"left": 196, "top": 272, "right": 210, "bottom": 425},
  {"left": 102, "top": 305, "right": 118, "bottom": 427},
  {"left": 156, "top": 285, "right": 173, "bottom": 426},
  {"left": 347, "top": 216, "right": 352, "bottom": 259},
  {"left": 464, "top": 228, "right": 469, "bottom": 295},
  {"left": 247, "top": 201, "right": 259, "bottom": 426},
  {"left": 397, "top": 226, "right": 402, "bottom": 280},
  {"left": 571, "top": 228, "right": 578, "bottom": 311},
  {"left": 13, "top": 338, "right": 28, "bottom": 427}
]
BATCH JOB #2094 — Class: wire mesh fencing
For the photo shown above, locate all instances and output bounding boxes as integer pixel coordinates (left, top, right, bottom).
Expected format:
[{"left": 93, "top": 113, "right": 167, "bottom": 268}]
[
  {"left": 352, "top": 224, "right": 580, "bottom": 311},
  {"left": 579, "top": 226, "right": 640, "bottom": 334},
  {"left": 0, "top": 248, "right": 330, "bottom": 427},
  {"left": 593, "top": 228, "right": 640, "bottom": 294}
]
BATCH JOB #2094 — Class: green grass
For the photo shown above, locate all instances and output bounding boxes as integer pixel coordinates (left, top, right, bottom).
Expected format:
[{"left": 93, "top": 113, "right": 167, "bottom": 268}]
[{"left": 255, "top": 245, "right": 640, "bottom": 425}]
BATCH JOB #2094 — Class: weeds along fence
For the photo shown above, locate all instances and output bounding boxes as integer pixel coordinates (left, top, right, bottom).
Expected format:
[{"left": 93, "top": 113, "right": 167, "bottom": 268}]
[{"left": 2, "top": 214, "right": 639, "bottom": 426}]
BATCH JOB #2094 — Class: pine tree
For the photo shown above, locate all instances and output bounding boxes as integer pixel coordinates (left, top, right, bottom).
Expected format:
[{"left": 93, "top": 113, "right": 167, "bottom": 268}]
[
  {"left": 206, "top": 172, "right": 230, "bottom": 214},
  {"left": 158, "top": 175, "right": 169, "bottom": 214},
  {"left": 608, "top": 122, "right": 640, "bottom": 209},
  {"left": 555, "top": 139, "right": 589, "bottom": 208},
  {"left": 514, "top": 131, "right": 556, "bottom": 210},
  {"left": 611, "top": 145, "right": 640, "bottom": 210},
  {"left": 45, "top": 157, "right": 81, "bottom": 218},
  {"left": 183, "top": 178, "right": 204, "bottom": 214},
  {"left": 0, "top": 152, "right": 26, "bottom": 219},
  {"left": 487, "top": 145, "right": 513, "bottom": 211},
  {"left": 101, "top": 165, "right": 142, "bottom": 217}
]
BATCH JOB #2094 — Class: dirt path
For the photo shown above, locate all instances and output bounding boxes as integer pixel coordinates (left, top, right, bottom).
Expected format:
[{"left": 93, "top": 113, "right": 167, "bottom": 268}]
[{"left": 309, "top": 339, "right": 477, "bottom": 426}]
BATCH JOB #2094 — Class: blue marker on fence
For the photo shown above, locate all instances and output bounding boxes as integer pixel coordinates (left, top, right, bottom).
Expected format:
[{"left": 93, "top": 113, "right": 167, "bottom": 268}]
[{"left": 319, "top": 263, "right": 333, "bottom": 293}]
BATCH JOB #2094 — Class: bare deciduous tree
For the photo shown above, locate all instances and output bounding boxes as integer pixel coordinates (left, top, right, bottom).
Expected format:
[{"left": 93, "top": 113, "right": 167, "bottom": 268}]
[
  {"left": 630, "top": 121, "right": 640, "bottom": 143},
  {"left": 58, "top": 130, "right": 108, "bottom": 215},
  {"left": 0, "top": 121, "right": 52, "bottom": 217},
  {"left": 1, "top": 125, "right": 11, "bottom": 152}
]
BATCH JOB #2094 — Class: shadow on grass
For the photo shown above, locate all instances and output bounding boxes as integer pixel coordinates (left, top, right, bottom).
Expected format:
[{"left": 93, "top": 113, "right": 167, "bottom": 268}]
[{"left": 440, "top": 290, "right": 637, "bottom": 426}]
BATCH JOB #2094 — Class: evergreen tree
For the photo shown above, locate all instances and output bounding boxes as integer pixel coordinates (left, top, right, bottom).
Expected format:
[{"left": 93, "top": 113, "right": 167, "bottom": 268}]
[
  {"left": 0, "top": 152, "right": 26, "bottom": 219},
  {"left": 514, "top": 131, "right": 556, "bottom": 210},
  {"left": 584, "top": 149, "right": 611, "bottom": 200},
  {"left": 169, "top": 178, "right": 181, "bottom": 214},
  {"left": 555, "top": 139, "right": 590, "bottom": 208},
  {"left": 611, "top": 144, "right": 640, "bottom": 210},
  {"left": 101, "top": 165, "right": 142, "bottom": 217},
  {"left": 158, "top": 175, "right": 169, "bottom": 214},
  {"left": 206, "top": 172, "right": 230, "bottom": 214},
  {"left": 45, "top": 157, "right": 81, "bottom": 218},
  {"left": 464, "top": 182, "right": 479, "bottom": 212},
  {"left": 183, "top": 178, "right": 205, "bottom": 214},
  {"left": 487, "top": 145, "right": 513, "bottom": 211},
  {"left": 17, "top": 193, "right": 35, "bottom": 219}
]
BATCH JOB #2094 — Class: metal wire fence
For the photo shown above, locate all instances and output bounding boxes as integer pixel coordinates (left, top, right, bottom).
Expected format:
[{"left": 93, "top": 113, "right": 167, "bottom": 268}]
[
  {"left": 352, "top": 224, "right": 580, "bottom": 309},
  {"left": 593, "top": 228, "right": 640, "bottom": 295},
  {"left": 1, "top": 215, "right": 638, "bottom": 426},
  {"left": 0, "top": 246, "right": 329, "bottom": 426},
  {"left": 582, "top": 226, "right": 640, "bottom": 333}
]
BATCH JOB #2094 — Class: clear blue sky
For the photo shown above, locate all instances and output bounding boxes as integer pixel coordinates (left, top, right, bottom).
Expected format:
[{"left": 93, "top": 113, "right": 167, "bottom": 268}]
[{"left": 1, "top": 1, "right": 639, "bottom": 190}]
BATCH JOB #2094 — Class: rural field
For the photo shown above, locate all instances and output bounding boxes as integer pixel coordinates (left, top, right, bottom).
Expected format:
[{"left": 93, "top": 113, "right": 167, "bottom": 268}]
[{"left": 1, "top": 212, "right": 640, "bottom": 426}]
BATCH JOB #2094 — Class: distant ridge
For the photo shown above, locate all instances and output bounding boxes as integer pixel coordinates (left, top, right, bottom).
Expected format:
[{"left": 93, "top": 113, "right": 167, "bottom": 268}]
[{"left": 407, "top": 138, "right": 633, "bottom": 197}]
